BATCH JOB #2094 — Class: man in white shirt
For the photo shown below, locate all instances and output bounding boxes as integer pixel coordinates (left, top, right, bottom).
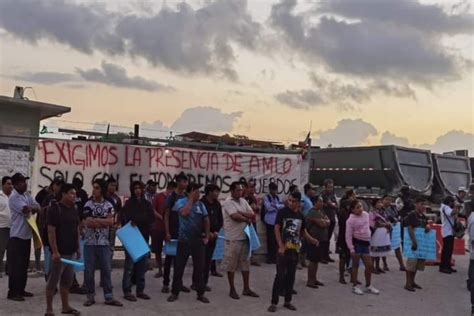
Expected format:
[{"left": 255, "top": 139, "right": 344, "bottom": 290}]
[
  {"left": 440, "top": 196, "right": 458, "bottom": 274},
  {"left": 222, "top": 181, "right": 259, "bottom": 300},
  {"left": 0, "top": 176, "right": 13, "bottom": 277}
]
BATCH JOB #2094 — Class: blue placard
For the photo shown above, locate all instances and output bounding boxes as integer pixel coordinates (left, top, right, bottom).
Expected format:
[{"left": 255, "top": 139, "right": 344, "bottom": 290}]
[
  {"left": 403, "top": 227, "right": 436, "bottom": 260},
  {"left": 391, "top": 223, "right": 401, "bottom": 250},
  {"left": 116, "top": 222, "right": 150, "bottom": 263},
  {"left": 164, "top": 239, "right": 178, "bottom": 256},
  {"left": 245, "top": 224, "right": 261, "bottom": 251},
  {"left": 212, "top": 230, "right": 225, "bottom": 260},
  {"left": 44, "top": 239, "right": 85, "bottom": 273}
]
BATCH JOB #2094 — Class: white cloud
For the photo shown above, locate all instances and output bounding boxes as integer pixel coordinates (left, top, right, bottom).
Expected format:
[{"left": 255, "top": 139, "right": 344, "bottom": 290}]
[
  {"left": 312, "top": 119, "right": 378, "bottom": 147},
  {"left": 380, "top": 131, "right": 411, "bottom": 147}
]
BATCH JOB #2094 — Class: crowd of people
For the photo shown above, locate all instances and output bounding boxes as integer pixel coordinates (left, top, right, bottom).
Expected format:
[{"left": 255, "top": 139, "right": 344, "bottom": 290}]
[{"left": 0, "top": 171, "right": 473, "bottom": 315}]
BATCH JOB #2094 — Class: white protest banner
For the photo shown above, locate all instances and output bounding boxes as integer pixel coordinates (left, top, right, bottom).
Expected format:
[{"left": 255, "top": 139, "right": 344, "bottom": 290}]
[{"left": 31, "top": 139, "right": 305, "bottom": 197}]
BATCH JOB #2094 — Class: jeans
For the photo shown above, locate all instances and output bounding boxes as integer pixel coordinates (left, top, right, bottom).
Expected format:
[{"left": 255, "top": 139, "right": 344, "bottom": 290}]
[
  {"left": 7, "top": 237, "right": 31, "bottom": 297},
  {"left": 122, "top": 253, "right": 148, "bottom": 295},
  {"left": 0, "top": 227, "right": 9, "bottom": 273},
  {"left": 266, "top": 224, "right": 277, "bottom": 263},
  {"left": 172, "top": 239, "right": 205, "bottom": 296},
  {"left": 271, "top": 250, "right": 298, "bottom": 305},
  {"left": 204, "top": 237, "right": 217, "bottom": 286},
  {"left": 440, "top": 235, "right": 454, "bottom": 270},
  {"left": 84, "top": 245, "right": 114, "bottom": 301}
]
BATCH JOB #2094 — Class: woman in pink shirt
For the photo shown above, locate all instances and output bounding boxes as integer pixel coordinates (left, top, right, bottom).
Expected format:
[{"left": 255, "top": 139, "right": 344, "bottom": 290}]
[{"left": 345, "top": 200, "right": 380, "bottom": 295}]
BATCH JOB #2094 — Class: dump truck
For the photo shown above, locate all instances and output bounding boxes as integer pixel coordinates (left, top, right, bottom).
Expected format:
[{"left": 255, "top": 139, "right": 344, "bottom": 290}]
[
  {"left": 309, "top": 145, "right": 434, "bottom": 197},
  {"left": 432, "top": 153, "right": 472, "bottom": 202}
]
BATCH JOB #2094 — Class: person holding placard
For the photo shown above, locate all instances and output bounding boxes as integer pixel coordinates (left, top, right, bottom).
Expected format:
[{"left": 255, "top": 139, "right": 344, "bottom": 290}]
[
  {"left": 440, "top": 196, "right": 458, "bottom": 274},
  {"left": 121, "top": 181, "right": 155, "bottom": 302},
  {"left": 152, "top": 181, "right": 176, "bottom": 279},
  {"left": 268, "top": 191, "right": 319, "bottom": 313},
  {"left": 82, "top": 179, "right": 122, "bottom": 308},
  {"left": 7, "top": 173, "right": 40, "bottom": 302},
  {"left": 45, "top": 183, "right": 81, "bottom": 316},
  {"left": 404, "top": 197, "right": 430, "bottom": 292},
  {"left": 167, "top": 183, "right": 210, "bottom": 304},
  {"left": 163, "top": 172, "right": 188, "bottom": 294},
  {"left": 222, "top": 182, "right": 259, "bottom": 300}
]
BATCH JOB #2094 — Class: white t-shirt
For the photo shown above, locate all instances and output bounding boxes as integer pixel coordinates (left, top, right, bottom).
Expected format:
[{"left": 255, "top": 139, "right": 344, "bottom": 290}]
[
  {"left": 469, "top": 213, "right": 474, "bottom": 260},
  {"left": 440, "top": 203, "right": 455, "bottom": 238},
  {"left": 222, "top": 197, "right": 253, "bottom": 241},
  {"left": 0, "top": 191, "right": 11, "bottom": 228}
]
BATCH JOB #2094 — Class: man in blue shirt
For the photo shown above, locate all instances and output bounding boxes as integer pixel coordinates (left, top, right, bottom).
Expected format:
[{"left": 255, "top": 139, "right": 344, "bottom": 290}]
[
  {"left": 167, "top": 183, "right": 210, "bottom": 304},
  {"left": 264, "top": 183, "right": 285, "bottom": 264},
  {"left": 7, "top": 173, "right": 40, "bottom": 301}
]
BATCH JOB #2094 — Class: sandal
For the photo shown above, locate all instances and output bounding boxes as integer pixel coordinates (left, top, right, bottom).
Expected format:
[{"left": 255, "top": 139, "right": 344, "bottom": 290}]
[
  {"left": 123, "top": 294, "right": 137, "bottom": 302},
  {"left": 61, "top": 308, "right": 80, "bottom": 315},
  {"left": 136, "top": 293, "right": 150, "bottom": 300},
  {"left": 104, "top": 299, "right": 123, "bottom": 307},
  {"left": 242, "top": 290, "right": 259, "bottom": 298}
]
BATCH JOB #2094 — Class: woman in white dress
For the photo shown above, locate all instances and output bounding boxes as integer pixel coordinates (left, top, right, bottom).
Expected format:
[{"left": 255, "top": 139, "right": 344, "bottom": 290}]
[{"left": 369, "top": 198, "right": 392, "bottom": 274}]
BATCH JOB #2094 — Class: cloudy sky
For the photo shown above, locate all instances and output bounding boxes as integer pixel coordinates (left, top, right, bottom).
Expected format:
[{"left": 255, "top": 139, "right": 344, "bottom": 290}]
[{"left": 0, "top": 0, "right": 472, "bottom": 153}]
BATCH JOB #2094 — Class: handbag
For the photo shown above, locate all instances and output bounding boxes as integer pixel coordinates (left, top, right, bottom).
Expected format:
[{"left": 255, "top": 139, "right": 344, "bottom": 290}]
[{"left": 443, "top": 207, "right": 465, "bottom": 239}]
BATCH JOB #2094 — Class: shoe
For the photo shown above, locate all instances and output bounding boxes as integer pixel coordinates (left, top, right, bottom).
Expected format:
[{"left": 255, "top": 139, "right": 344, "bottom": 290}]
[
  {"left": 283, "top": 302, "right": 297, "bottom": 311},
  {"left": 211, "top": 271, "right": 223, "bottom": 277},
  {"left": 339, "top": 278, "right": 347, "bottom": 285},
  {"left": 7, "top": 295, "right": 25, "bottom": 302},
  {"left": 181, "top": 286, "right": 191, "bottom": 293},
  {"left": 229, "top": 291, "right": 240, "bottom": 300},
  {"left": 352, "top": 286, "right": 364, "bottom": 295},
  {"left": 383, "top": 266, "right": 389, "bottom": 271},
  {"left": 400, "top": 266, "right": 407, "bottom": 272},
  {"left": 197, "top": 295, "right": 210, "bottom": 304},
  {"left": 315, "top": 280, "right": 324, "bottom": 286},
  {"left": 154, "top": 271, "right": 163, "bottom": 278},
  {"left": 450, "top": 268, "right": 457, "bottom": 273},
  {"left": 365, "top": 285, "right": 380, "bottom": 295},
  {"left": 268, "top": 305, "right": 277, "bottom": 313},
  {"left": 205, "top": 286, "right": 212, "bottom": 292},
  {"left": 161, "top": 286, "right": 170, "bottom": 294},
  {"left": 292, "top": 289, "right": 297, "bottom": 295},
  {"left": 379, "top": 269, "right": 386, "bottom": 274},
  {"left": 123, "top": 293, "right": 137, "bottom": 302},
  {"left": 327, "top": 257, "right": 335, "bottom": 263},
  {"left": 251, "top": 261, "right": 261, "bottom": 267},
  {"left": 190, "top": 285, "right": 197, "bottom": 292},
  {"left": 320, "top": 260, "right": 329, "bottom": 265},
  {"left": 104, "top": 299, "right": 123, "bottom": 307},
  {"left": 22, "top": 291, "right": 34, "bottom": 297},
  {"left": 439, "top": 269, "right": 452, "bottom": 274},
  {"left": 167, "top": 294, "right": 178, "bottom": 302},
  {"left": 373, "top": 269, "right": 380, "bottom": 275},
  {"left": 404, "top": 286, "right": 415, "bottom": 292},
  {"left": 306, "top": 283, "right": 318, "bottom": 289},
  {"left": 137, "top": 292, "right": 150, "bottom": 300}
]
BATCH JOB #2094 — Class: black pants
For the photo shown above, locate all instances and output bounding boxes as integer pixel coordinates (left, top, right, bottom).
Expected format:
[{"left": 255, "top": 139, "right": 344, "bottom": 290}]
[
  {"left": 440, "top": 235, "right": 454, "bottom": 270},
  {"left": 266, "top": 224, "right": 277, "bottom": 263},
  {"left": 325, "top": 220, "right": 336, "bottom": 258},
  {"left": 172, "top": 239, "right": 205, "bottom": 296},
  {"left": 7, "top": 237, "right": 31, "bottom": 297},
  {"left": 271, "top": 250, "right": 298, "bottom": 305},
  {"left": 163, "top": 255, "right": 174, "bottom": 287},
  {"left": 204, "top": 237, "right": 217, "bottom": 286}
]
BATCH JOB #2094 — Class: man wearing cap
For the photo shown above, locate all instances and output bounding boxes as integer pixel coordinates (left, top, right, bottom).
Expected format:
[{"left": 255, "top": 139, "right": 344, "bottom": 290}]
[
  {"left": 7, "top": 173, "right": 40, "bottom": 301},
  {"left": 167, "top": 183, "right": 210, "bottom": 304},
  {"left": 163, "top": 172, "right": 189, "bottom": 293},
  {"left": 222, "top": 181, "right": 259, "bottom": 300},
  {"left": 0, "top": 176, "right": 13, "bottom": 278}
]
